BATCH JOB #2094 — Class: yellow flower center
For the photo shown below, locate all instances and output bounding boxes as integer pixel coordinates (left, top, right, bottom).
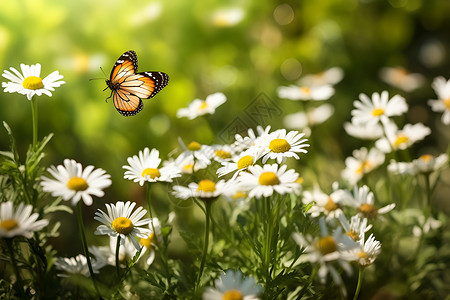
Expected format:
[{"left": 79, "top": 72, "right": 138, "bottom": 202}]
[
  {"left": 0, "top": 219, "right": 18, "bottom": 231},
  {"left": 372, "top": 108, "right": 385, "bottom": 116},
  {"left": 222, "top": 290, "right": 243, "bottom": 300},
  {"left": 197, "top": 179, "right": 216, "bottom": 192},
  {"left": 22, "top": 76, "right": 44, "bottom": 90},
  {"left": 419, "top": 154, "right": 433, "bottom": 163},
  {"left": 112, "top": 217, "right": 134, "bottom": 235},
  {"left": 356, "top": 160, "right": 372, "bottom": 175},
  {"left": 393, "top": 134, "right": 409, "bottom": 147},
  {"left": 66, "top": 177, "right": 89, "bottom": 191},
  {"left": 358, "top": 203, "right": 377, "bottom": 218},
  {"left": 187, "top": 141, "right": 201, "bottom": 151},
  {"left": 237, "top": 155, "right": 253, "bottom": 169},
  {"left": 140, "top": 233, "right": 154, "bottom": 249},
  {"left": 231, "top": 191, "right": 247, "bottom": 200},
  {"left": 141, "top": 168, "right": 161, "bottom": 179},
  {"left": 296, "top": 177, "right": 304, "bottom": 184},
  {"left": 316, "top": 236, "right": 337, "bottom": 255},
  {"left": 258, "top": 172, "right": 280, "bottom": 186},
  {"left": 300, "top": 86, "right": 310, "bottom": 94},
  {"left": 324, "top": 198, "right": 339, "bottom": 212},
  {"left": 215, "top": 150, "right": 232, "bottom": 159},
  {"left": 200, "top": 101, "right": 208, "bottom": 109},
  {"left": 346, "top": 230, "right": 359, "bottom": 241},
  {"left": 358, "top": 251, "right": 368, "bottom": 259},
  {"left": 269, "top": 138, "right": 291, "bottom": 153},
  {"left": 183, "top": 163, "right": 193, "bottom": 173},
  {"left": 443, "top": 98, "right": 450, "bottom": 109}
]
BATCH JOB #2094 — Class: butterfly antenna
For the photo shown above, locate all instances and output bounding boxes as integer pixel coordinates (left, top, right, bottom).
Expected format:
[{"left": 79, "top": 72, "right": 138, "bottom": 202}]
[{"left": 100, "top": 67, "right": 108, "bottom": 77}]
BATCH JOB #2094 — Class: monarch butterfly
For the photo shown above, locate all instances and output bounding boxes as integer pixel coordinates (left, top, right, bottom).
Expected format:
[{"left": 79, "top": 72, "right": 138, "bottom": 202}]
[{"left": 104, "top": 50, "right": 169, "bottom": 116}]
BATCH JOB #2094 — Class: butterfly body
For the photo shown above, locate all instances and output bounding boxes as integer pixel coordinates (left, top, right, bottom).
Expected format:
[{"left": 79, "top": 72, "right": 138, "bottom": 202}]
[{"left": 105, "top": 50, "right": 169, "bottom": 116}]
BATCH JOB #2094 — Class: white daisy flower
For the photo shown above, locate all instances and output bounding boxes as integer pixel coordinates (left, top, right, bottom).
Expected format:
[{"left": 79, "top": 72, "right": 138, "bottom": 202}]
[
  {"left": 292, "top": 218, "right": 356, "bottom": 297},
  {"left": 217, "top": 146, "right": 264, "bottom": 179},
  {"left": 40, "top": 159, "right": 112, "bottom": 206},
  {"left": 211, "top": 8, "right": 244, "bottom": 27},
  {"left": 231, "top": 125, "right": 272, "bottom": 153},
  {"left": 277, "top": 84, "right": 335, "bottom": 101},
  {"left": 209, "top": 144, "right": 236, "bottom": 163},
  {"left": 298, "top": 67, "right": 344, "bottom": 86},
  {"left": 203, "top": 269, "right": 263, "bottom": 300},
  {"left": 94, "top": 201, "right": 151, "bottom": 251},
  {"left": 351, "top": 91, "right": 408, "bottom": 127},
  {"left": 89, "top": 238, "right": 139, "bottom": 268},
  {"left": 55, "top": 254, "right": 106, "bottom": 277},
  {"left": 0, "top": 201, "right": 48, "bottom": 238},
  {"left": 176, "top": 138, "right": 213, "bottom": 166},
  {"left": 236, "top": 164, "right": 300, "bottom": 199},
  {"left": 261, "top": 129, "right": 309, "bottom": 164},
  {"left": 341, "top": 147, "right": 385, "bottom": 185},
  {"left": 411, "top": 153, "right": 448, "bottom": 174},
  {"left": 379, "top": 66, "right": 425, "bottom": 92},
  {"left": 387, "top": 159, "right": 415, "bottom": 175},
  {"left": 344, "top": 121, "right": 384, "bottom": 140},
  {"left": 172, "top": 179, "right": 228, "bottom": 200},
  {"left": 123, "top": 147, "right": 181, "bottom": 186},
  {"left": 170, "top": 154, "right": 209, "bottom": 174},
  {"left": 139, "top": 218, "right": 163, "bottom": 266},
  {"left": 337, "top": 214, "right": 372, "bottom": 242},
  {"left": 2, "top": 63, "right": 65, "bottom": 100},
  {"left": 341, "top": 233, "right": 381, "bottom": 266},
  {"left": 177, "top": 92, "right": 226, "bottom": 120},
  {"left": 375, "top": 122, "right": 431, "bottom": 153},
  {"left": 346, "top": 185, "right": 395, "bottom": 219},
  {"left": 428, "top": 76, "right": 450, "bottom": 125},
  {"left": 302, "top": 187, "right": 349, "bottom": 219},
  {"left": 283, "top": 103, "right": 334, "bottom": 130}
]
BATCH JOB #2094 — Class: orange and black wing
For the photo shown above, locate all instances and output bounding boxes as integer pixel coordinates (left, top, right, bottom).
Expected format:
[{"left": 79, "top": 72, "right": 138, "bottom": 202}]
[{"left": 106, "top": 50, "right": 169, "bottom": 116}]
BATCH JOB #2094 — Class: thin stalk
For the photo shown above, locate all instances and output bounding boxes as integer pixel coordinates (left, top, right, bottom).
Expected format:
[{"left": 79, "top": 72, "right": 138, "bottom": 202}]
[
  {"left": 353, "top": 267, "right": 364, "bottom": 300},
  {"left": 30, "top": 98, "right": 38, "bottom": 148},
  {"left": 115, "top": 235, "right": 121, "bottom": 278},
  {"left": 5, "top": 239, "right": 27, "bottom": 299},
  {"left": 76, "top": 204, "right": 102, "bottom": 299},
  {"left": 145, "top": 183, "right": 157, "bottom": 239},
  {"left": 263, "top": 196, "right": 273, "bottom": 294},
  {"left": 423, "top": 173, "right": 432, "bottom": 218},
  {"left": 196, "top": 200, "right": 212, "bottom": 290}
]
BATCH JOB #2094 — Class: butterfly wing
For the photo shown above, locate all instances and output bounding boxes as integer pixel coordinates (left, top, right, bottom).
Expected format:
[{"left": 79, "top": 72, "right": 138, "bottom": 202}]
[{"left": 107, "top": 50, "right": 169, "bottom": 116}]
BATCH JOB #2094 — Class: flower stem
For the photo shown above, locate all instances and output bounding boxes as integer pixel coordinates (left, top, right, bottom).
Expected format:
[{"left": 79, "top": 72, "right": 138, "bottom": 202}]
[
  {"left": 31, "top": 98, "right": 38, "bottom": 148},
  {"left": 353, "top": 267, "right": 364, "bottom": 300},
  {"left": 145, "top": 183, "right": 157, "bottom": 241},
  {"left": 263, "top": 196, "right": 273, "bottom": 289},
  {"left": 5, "top": 239, "right": 27, "bottom": 299},
  {"left": 115, "top": 235, "right": 121, "bottom": 278},
  {"left": 196, "top": 200, "right": 212, "bottom": 290},
  {"left": 423, "top": 173, "right": 432, "bottom": 218},
  {"left": 76, "top": 204, "right": 102, "bottom": 299}
]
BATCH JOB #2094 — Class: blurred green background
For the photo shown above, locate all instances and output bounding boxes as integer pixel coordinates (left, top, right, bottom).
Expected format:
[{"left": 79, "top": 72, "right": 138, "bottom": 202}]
[{"left": 1, "top": 0, "right": 449, "bottom": 253}]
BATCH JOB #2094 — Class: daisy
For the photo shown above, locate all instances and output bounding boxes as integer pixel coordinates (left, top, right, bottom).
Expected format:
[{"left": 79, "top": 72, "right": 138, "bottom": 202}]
[
  {"left": 292, "top": 218, "right": 356, "bottom": 297},
  {"left": 172, "top": 179, "right": 228, "bottom": 200},
  {"left": 217, "top": 146, "right": 264, "bottom": 179},
  {"left": 387, "top": 159, "right": 415, "bottom": 175},
  {"left": 176, "top": 138, "right": 213, "bottom": 166},
  {"left": 203, "top": 269, "right": 263, "bottom": 300},
  {"left": 346, "top": 185, "right": 395, "bottom": 219},
  {"left": 337, "top": 214, "right": 372, "bottom": 242},
  {"left": 411, "top": 153, "right": 448, "bottom": 174},
  {"left": 375, "top": 122, "right": 431, "bottom": 153},
  {"left": 231, "top": 125, "right": 272, "bottom": 153},
  {"left": 54, "top": 254, "right": 106, "bottom": 277},
  {"left": 0, "top": 201, "right": 48, "bottom": 238},
  {"left": 283, "top": 103, "right": 334, "bottom": 130},
  {"left": 139, "top": 218, "right": 163, "bottom": 266},
  {"left": 123, "top": 147, "right": 181, "bottom": 186},
  {"left": 341, "top": 147, "right": 385, "bottom": 185},
  {"left": 277, "top": 84, "right": 335, "bottom": 101},
  {"left": 94, "top": 201, "right": 151, "bottom": 251},
  {"left": 170, "top": 154, "right": 209, "bottom": 174},
  {"left": 302, "top": 187, "right": 349, "bottom": 219},
  {"left": 41, "top": 159, "right": 112, "bottom": 206},
  {"left": 341, "top": 233, "right": 381, "bottom": 266},
  {"left": 209, "top": 144, "right": 236, "bottom": 163},
  {"left": 89, "top": 238, "right": 139, "bottom": 267},
  {"left": 428, "top": 76, "right": 450, "bottom": 125},
  {"left": 379, "top": 66, "right": 425, "bottom": 92},
  {"left": 236, "top": 164, "right": 300, "bottom": 199},
  {"left": 351, "top": 91, "right": 408, "bottom": 127},
  {"left": 177, "top": 92, "right": 226, "bottom": 120},
  {"left": 2, "top": 63, "right": 65, "bottom": 100},
  {"left": 298, "top": 67, "right": 344, "bottom": 86},
  {"left": 261, "top": 129, "right": 309, "bottom": 164},
  {"left": 344, "top": 121, "right": 383, "bottom": 140}
]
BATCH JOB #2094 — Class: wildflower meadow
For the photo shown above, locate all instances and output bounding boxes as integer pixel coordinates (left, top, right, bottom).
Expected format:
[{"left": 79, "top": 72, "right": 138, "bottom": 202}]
[{"left": 0, "top": 1, "right": 449, "bottom": 299}]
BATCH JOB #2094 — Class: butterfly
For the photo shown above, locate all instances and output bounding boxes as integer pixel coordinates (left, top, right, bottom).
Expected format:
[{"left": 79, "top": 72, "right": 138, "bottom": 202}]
[{"left": 104, "top": 50, "right": 169, "bottom": 116}]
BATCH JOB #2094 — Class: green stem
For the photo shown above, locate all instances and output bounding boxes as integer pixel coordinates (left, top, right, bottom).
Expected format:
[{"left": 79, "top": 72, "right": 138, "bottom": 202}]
[
  {"left": 5, "top": 239, "right": 28, "bottom": 299},
  {"left": 353, "top": 267, "right": 364, "bottom": 300},
  {"left": 145, "top": 183, "right": 157, "bottom": 243},
  {"left": 423, "top": 173, "right": 432, "bottom": 218},
  {"left": 76, "top": 204, "right": 102, "bottom": 299},
  {"left": 115, "top": 235, "right": 121, "bottom": 278},
  {"left": 196, "top": 200, "right": 212, "bottom": 290},
  {"left": 31, "top": 98, "right": 38, "bottom": 148},
  {"left": 264, "top": 196, "right": 272, "bottom": 289}
]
